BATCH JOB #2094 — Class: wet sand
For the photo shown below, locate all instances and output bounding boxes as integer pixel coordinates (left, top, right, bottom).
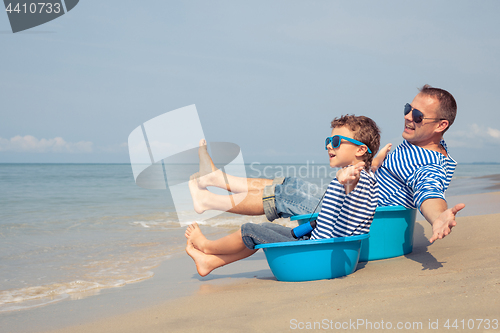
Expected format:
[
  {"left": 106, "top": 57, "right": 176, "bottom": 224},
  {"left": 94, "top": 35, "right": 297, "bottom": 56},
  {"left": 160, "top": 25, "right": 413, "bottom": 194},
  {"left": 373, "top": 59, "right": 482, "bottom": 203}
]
[{"left": 3, "top": 193, "right": 500, "bottom": 333}]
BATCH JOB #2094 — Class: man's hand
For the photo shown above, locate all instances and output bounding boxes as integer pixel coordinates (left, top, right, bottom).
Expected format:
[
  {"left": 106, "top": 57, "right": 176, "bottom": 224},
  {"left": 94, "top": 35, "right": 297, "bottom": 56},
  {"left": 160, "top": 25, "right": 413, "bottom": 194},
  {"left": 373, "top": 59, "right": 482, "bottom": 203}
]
[
  {"left": 371, "top": 143, "right": 392, "bottom": 173},
  {"left": 429, "top": 203, "right": 465, "bottom": 243}
]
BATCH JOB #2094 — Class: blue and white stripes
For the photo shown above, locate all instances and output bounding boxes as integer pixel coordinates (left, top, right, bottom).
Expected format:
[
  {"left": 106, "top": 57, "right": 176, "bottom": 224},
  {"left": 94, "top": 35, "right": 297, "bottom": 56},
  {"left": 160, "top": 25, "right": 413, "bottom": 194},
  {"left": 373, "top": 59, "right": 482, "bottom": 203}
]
[
  {"left": 376, "top": 139, "right": 456, "bottom": 211},
  {"left": 310, "top": 169, "right": 378, "bottom": 239}
]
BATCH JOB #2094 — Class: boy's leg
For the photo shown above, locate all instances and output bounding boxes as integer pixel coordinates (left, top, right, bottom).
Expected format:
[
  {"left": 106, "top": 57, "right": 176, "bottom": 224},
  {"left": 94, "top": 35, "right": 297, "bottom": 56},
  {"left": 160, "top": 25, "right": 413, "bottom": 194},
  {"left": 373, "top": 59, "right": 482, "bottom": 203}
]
[
  {"left": 186, "top": 223, "right": 248, "bottom": 255},
  {"left": 197, "top": 139, "right": 273, "bottom": 193},
  {"left": 186, "top": 240, "right": 257, "bottom": 277},
  {"left": 185, "top": 222, "right": 296, "bottom": 255}
]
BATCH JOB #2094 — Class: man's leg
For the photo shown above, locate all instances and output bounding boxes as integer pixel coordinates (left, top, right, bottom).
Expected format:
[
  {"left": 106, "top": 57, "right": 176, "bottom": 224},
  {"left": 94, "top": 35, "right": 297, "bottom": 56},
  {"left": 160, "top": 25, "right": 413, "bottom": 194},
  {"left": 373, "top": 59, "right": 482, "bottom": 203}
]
[{"left": 189, "top": 174, "right": 265, "bottom": 215}]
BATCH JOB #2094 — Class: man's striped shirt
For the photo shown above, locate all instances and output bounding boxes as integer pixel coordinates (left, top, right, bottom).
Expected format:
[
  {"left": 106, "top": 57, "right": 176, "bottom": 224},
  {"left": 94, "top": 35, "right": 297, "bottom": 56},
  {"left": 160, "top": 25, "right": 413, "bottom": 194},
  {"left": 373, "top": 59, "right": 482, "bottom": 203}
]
[
  {"left": 376, "top": 139, "right": 456, "bottom": 211},
  {"left": 310, "top": 169, "right": 378, "bottom": 239}
]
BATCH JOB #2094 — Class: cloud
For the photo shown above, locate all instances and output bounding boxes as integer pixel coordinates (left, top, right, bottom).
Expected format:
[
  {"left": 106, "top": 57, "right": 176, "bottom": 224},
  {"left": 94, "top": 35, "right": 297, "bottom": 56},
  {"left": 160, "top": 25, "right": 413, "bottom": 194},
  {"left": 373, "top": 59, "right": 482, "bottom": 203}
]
[
  {"left": 470, "top": 124, "right": 500, "bottom": 140},
  {"left": 97, "top": 142, "right": 128, "bottom": 153},
  {"left": 0, "top": 135, "right": 93, "bottom": 153},
  {"left": 487, "top": 127, "right": 500, "bottom": 139},
  {"left": 447, "top": 124, "right": 500, "bottom": 148}
]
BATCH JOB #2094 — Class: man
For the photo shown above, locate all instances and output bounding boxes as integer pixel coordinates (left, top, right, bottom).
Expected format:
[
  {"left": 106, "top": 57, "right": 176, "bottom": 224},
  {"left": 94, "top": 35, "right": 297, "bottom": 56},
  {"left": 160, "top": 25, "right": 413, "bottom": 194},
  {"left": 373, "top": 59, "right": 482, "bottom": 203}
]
[
  {"left": 189, "top": 85, "right": 465, "bottom": 243},
  {"left": 375, "top": 84, "right": 465, "bottom": 243}
]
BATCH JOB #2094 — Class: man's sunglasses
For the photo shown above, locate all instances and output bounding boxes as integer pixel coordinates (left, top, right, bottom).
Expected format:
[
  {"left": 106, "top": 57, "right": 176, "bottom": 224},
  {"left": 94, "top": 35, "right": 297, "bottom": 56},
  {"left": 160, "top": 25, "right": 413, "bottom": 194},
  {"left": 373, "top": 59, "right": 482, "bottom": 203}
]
[
  {"left": 325, "top": 135, "right": 372, "bottom": 154},
  {"left": 404, "top": 103, "right": 446, "bottom": 123}
]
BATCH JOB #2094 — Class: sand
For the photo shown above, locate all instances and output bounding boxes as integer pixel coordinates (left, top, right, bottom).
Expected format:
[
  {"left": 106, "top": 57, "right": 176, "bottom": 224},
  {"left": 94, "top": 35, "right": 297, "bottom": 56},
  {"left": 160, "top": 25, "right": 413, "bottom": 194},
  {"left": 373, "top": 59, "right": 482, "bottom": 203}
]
[{"left": 3, "top": 193, "right": 500, "bottom": 333}]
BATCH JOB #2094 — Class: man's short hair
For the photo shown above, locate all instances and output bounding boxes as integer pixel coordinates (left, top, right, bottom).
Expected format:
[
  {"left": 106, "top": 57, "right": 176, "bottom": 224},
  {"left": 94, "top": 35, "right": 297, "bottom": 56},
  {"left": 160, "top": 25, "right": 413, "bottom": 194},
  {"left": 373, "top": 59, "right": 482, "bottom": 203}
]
[
  {"left": 330, "top": 115, "right": 381, "bottom": 171},
  {"left": 419, "top": 84, "right": 457, "bottom": 133}
]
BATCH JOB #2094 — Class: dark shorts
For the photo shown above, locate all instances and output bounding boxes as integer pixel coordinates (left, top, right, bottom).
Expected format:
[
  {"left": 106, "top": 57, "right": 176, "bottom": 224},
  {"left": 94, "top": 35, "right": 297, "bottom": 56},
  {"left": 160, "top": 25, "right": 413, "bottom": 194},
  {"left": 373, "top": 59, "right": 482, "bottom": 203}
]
[{"left": 241, "top": 222, "right": 309, "bottom": 249}]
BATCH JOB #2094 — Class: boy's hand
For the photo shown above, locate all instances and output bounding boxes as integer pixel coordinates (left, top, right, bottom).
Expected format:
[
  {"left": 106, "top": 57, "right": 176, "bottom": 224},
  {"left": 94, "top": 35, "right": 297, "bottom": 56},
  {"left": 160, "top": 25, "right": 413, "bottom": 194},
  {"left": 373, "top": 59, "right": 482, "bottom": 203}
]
[{"left": 337, "top": 162, "right": 365, "bottom": 185}]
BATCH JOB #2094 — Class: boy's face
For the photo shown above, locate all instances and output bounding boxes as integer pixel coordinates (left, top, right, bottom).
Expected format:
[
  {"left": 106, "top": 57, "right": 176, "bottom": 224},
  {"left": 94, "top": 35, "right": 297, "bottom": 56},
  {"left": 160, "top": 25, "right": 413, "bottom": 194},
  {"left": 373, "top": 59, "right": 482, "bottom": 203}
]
[{"left": 327, "top": 126, "right": 363, "bottom": 168}]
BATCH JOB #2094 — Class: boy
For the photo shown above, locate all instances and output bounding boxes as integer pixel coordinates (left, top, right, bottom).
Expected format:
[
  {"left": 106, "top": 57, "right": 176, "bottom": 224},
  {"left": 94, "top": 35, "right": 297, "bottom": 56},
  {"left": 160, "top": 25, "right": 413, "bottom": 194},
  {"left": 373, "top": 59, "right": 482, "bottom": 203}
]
[{"left": 186, "top": 115, "right": 381, "bottom": 277}]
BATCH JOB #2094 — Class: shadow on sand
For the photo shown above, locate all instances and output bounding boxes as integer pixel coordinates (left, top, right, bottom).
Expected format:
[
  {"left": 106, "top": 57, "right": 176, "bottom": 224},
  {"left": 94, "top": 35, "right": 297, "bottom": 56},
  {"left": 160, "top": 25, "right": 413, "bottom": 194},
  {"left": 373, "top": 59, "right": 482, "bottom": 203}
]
[{"left": 404, "top": 222, "right": 445, "bottom": 270}]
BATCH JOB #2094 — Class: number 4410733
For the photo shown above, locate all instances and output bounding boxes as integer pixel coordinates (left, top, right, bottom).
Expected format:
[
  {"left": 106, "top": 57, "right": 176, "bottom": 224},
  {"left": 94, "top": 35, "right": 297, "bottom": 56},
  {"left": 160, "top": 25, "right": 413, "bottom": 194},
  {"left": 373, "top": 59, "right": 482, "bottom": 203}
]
[
  {"left": 443, "top": 319, "right": 498, "bottom": 330},
  {"left": 5, "top": 2, "right": 62, "bottom": 14}
]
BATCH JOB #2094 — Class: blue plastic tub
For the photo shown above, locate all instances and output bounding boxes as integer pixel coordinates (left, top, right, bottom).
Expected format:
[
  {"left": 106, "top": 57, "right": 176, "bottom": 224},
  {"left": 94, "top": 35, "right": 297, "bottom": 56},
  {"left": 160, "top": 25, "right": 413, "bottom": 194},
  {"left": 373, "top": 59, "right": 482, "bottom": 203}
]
[
  {"left": 255, "top": 234, "right": 369, "bottom": 282},
  {"left": 291, "top": 205, "right": 417, "bottom": 262},
  {"left": 359, "top": 206, "right": 416, "bottom": 261}
]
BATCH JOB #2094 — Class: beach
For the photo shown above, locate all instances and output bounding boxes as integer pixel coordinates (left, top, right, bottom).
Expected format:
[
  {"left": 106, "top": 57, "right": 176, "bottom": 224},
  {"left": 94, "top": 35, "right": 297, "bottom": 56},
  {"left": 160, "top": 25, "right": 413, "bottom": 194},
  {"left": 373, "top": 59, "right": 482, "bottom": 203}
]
[
  {"left": 3, "top": 1, "right": 500, "bottom": 331},
  {"left": 1, "top": 190, "right": 499, "bottom": 333}
]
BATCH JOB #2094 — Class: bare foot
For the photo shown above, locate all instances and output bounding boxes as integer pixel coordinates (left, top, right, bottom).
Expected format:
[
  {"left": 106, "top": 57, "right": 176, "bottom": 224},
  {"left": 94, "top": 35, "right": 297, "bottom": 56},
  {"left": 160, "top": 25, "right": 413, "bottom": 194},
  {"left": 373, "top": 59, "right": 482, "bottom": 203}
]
[
  {"left": 185, "top": 222, "right": 209, "bottom": 252},
  {"left": 185, "top": 240, "right": 213, "bottom": 277},
  {"left": 196, "top": 139, "right": 227, "bottom": 189},
  {"left": 188, "top": 173, "right": 208, "bottom": 214},
  {"left": 371, "top": 143, "right": 392, "bottom": 172},
  {"left": 199, "top": 139, "right": 217, "bottom": 176}
]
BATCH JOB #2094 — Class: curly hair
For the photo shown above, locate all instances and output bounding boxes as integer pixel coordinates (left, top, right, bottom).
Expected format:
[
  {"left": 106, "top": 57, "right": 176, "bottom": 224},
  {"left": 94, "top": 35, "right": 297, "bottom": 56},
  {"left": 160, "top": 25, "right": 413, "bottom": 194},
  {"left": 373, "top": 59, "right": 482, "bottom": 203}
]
[{"left": 330, "top": 115, "right": 381, "bottom": 171}]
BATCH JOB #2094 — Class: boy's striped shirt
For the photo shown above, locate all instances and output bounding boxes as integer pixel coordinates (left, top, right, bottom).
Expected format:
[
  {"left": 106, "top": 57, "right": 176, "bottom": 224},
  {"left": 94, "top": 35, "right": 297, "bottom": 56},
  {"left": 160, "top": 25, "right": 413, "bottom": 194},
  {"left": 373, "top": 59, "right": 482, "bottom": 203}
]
[
  {"left": 376, "top": 139, "right": 456, "bottom": 211},
  {"left": 311, "top": 169, "right": 378, "bottom": 239}
]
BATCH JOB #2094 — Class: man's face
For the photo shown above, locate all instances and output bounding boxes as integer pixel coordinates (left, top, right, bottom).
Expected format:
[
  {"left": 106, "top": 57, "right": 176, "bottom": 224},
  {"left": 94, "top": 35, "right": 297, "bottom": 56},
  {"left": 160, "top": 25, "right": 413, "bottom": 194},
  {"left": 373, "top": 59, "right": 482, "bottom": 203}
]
[{"left": 402, "top": 93, "right": 442, "bottom": 146}]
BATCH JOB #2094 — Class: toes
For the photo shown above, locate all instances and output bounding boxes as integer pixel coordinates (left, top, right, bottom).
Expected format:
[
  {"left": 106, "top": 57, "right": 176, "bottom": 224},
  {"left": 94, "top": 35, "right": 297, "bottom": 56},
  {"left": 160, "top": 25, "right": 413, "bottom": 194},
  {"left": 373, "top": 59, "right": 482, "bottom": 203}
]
[
  {"left": 185, "top": 223, "right": 199, "bottom": 238},
  {"left": 185, "top": 224, "right": 195, "bottom": 236}
]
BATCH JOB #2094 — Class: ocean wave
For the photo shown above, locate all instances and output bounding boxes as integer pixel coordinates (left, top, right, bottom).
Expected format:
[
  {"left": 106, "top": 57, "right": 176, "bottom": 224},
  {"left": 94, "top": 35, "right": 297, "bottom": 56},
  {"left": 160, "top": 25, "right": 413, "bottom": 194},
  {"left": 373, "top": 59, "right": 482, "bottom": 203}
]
[
  {"left": 131, "top": 212, "right": 298, "bottom": 229},
  {"left": 0, "top": 246, "right": 174, "bottom": 313}
]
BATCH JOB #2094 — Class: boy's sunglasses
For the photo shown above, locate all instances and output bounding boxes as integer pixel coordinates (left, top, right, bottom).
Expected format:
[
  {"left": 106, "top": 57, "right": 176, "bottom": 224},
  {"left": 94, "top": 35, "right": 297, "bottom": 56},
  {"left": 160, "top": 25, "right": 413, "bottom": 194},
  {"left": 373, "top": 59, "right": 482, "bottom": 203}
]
[
  {"left": 325, "top": 135, "right": 372, "bottom": 154},
  {"left": 404, "top": 103, "right": 445, "bottom": 123}
]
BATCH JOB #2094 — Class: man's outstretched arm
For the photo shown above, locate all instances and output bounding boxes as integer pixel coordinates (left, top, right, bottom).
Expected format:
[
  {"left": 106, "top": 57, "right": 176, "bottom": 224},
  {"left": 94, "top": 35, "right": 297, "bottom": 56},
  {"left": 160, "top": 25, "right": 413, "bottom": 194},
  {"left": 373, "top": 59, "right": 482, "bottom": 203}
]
[{"left": 420, "top": 198, "right": 466, "bottom": 243}]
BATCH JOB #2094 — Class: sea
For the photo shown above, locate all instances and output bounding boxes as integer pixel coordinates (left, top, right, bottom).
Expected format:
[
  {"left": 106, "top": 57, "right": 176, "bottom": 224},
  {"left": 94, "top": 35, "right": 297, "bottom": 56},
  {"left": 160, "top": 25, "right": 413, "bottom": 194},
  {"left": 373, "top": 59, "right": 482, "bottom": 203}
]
[{"left": 0, "top": 162, "right": 499, "bottom": 313}]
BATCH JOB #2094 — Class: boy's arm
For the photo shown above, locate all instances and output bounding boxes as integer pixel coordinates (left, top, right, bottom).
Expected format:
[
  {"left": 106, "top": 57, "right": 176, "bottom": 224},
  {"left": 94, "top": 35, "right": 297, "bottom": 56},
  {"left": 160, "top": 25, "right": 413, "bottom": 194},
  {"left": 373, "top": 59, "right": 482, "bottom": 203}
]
[
  {"left": 371, "top": 143, "right": 392, "bottom": 173},
  {"left": 336, "top": 162, "right": 365, "bottom": 194}
]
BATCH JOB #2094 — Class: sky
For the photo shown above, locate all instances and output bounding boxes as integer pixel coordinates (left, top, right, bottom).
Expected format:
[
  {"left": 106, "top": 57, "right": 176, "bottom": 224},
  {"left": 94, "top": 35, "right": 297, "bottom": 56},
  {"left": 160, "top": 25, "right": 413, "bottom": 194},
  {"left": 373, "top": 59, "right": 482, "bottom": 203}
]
[{"left": 1, "top": 1, "right": 500, "bottom": 164}]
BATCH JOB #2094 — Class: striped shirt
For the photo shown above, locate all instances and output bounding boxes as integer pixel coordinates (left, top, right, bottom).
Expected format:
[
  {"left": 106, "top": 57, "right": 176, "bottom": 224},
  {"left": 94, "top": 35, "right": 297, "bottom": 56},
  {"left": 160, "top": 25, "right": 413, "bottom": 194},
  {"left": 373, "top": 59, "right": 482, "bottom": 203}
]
[
  {"left": 376, "top": 139, "right": 456, "bottom": 211},
  {"left": 310, "top": 169, "right": 378, "bottom": 239}
]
